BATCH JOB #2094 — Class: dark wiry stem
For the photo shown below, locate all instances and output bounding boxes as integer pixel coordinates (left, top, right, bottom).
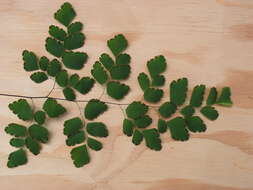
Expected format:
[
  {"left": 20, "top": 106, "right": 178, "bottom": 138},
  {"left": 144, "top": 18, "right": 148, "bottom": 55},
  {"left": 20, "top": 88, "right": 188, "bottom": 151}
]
[
  {"left": 0, "top": 93, "right": 132, "bottom": 106},
  {"left": 45, "top": 80, "right": 56, "bottom": 97}
]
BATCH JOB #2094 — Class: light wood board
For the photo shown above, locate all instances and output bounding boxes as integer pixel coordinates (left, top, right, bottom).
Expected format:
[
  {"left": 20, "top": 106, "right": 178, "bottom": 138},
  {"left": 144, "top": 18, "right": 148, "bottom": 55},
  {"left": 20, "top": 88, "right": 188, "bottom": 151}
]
[{"left": 0, "top": 0, "right": 253, "bottom": 189}]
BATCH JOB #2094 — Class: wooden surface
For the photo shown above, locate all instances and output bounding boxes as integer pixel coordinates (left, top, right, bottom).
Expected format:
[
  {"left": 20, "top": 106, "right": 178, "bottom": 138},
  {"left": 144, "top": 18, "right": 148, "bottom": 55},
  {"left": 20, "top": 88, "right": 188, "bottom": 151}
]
[{"left": 0, "top": 0, "right": 253, "bottom": 189}]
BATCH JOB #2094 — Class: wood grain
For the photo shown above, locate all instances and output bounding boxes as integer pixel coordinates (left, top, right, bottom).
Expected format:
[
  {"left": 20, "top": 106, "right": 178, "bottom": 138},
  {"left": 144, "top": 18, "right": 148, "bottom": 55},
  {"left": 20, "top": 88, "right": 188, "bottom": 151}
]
[{"left": 0, "top": 0, "right": 253, "bottom": 189}]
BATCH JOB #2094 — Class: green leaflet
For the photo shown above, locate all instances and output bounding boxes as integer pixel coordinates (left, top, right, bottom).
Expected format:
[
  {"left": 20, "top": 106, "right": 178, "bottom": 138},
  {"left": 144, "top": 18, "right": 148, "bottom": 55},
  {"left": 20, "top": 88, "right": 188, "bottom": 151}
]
[
  {"left": 63, "top": 87, "right": 76, "bottom": 101},
  {"left": 86, "top": 122, "right": 108, "bottom": 137},
  {"left": 167, "top": 117, "right": 189, "bottom": 141},
  {"left": 47, "top": 59, "right": 62, "bottom": 77},
  {"left": 144, "top": 88, "right": 163, "bottom": 103},
  {"left": 22, "top": 50, "right": 38, "bottom": 71},
  {"left": 68, "top": 22, "right": 83, "bottom": 34},
  {"left": 116, "top": 53, "right": 131, "bottom": 65},
  {"left": 39, "top": 56, "right": 49, "bottom": 71},
  {"left": 186, "top": 116, "right": 206, "bottom": 133},
  {"left": 126, "top": 101, "right": 148, "bottom": 120},
  {"left": 30, "top": 72, "right": 48, "bottom": 83},
  {"left": 87, "top": 138, "right": 102, "bottom": 151},
  {"left": 107, "top": 34, "right": 128, "bottom": 56},
  {"left": 71, "top": 145, "right": 90, "bottom": 168},
  {"left": 134, "top": 115, "right": 152, "bottom": 128},
  {"left": 73, "top": 77, "right": 94, "bottom": 94},
  {"left": 138, "top": 72, "right": 150, "bottom": 91},
  {"left": 200, "top": 106, "right": 219, "bottom": 120},
  {"left": 45, "top": 37, "right": 64, "bottom": 57},
  {"left": 10, "top": 138, "right": 25, "bottom": 148},
  {"left": 109, "top": 64, "right": 131, "bottom": 80},
  {"left": 216, "top": 87, "right": 233, "bottom": 107},
  {"left": 143, "top": 129, "right": 162, "bottom": 151},
  {"left": 99, "top": 53, "right": 114, "bottom": 71},
  {"left": 54, "top": 2, "right": 76, "bottom": 27},
  {"left": 28, "top": 124, "right": 49, "bottom": 143},
  {"left": 49, "top": 25, "right": 67, "bottom": 41},
  {"left": 158, "top": 102, "right": 177, "bottom": 118},
  {"left": 123, "top": 119, "right": 134, "bottom": 136},
  {"left": 25, "top": 137, "right": 41, "bottom": 155},
  {"left": 69, "top": 73, "right": 80, "bottom": 87},
  {"left": 190, "top": 85, "right": 206, "bottom": 107},
  {"left": 96, "top": 47, "right": 131, "bottom": 82},
  {"left": 106, "top": 81, "right": 130, "bottom": 100},
  {"left": 66, "top": 131, "right": 85, "bottom": 146},
  {"left": 170, "top": 78, "right": 188, "bottom": 106},
  {"left": 43, "top": 98, "right": 66, "bottom": 118},
  {"left": 147, "top": 55, "right": 166, "bottom": 78},
  {"left": 132, "top": 129, "right": 143, "bottom": 145},
  {"left": 64, "top": 33, "right": 85, "bottom": 50},
  {"left": 34, "top": 111, "right": 46, "bottom": 125},
  {"left": 107, "top": 54, "right": 131, "bottom": 80},
  {"left": 206, "top": 87, "right": 217, "bottom": 105},
  {"left": 151, "top": 75, "right": 165, "bottom": 87},
  {"left": 5, "top": 123, "right": 27, "bottom": 137},
  {"left": 7, "top": 149, "right": 27, "bottom": 168},
  {"left": 62, "top": 51, "right": 88, "bottom": 70},
  {"left": 157, "top": 119, "right": 167, "bottom": 133},
  {"left": 56, "top": 70, "right": 68, "bottom": 87},
  {"left": 64, "top": 117, "right": 83, "bottom": 136},
  {"left": 180, "top": 105, "right": 195, "bottom": 118},
  {"left": 91, "top": 61, "right": 108, "bottom": 84},
  {"left": 8, "top": 99, "right": 33, "bottom": 121},
  {"left": 84, "top": 99, "right": 108, "bottom": 120}
]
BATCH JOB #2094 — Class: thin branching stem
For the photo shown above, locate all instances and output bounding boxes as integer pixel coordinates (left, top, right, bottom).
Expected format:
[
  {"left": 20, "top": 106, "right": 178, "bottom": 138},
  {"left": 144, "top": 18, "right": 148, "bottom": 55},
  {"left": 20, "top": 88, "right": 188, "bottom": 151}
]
[{"left": 0, "top": 92, "right": 160, "bottom": 107}]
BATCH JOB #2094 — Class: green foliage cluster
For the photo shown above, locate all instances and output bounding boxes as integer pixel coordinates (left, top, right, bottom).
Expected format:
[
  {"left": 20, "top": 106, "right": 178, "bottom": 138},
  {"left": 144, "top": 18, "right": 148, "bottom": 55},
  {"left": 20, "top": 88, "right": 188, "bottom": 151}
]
[
  {"left": 63, "top": 99, "right": 108, "bottom": 167},
  {"left": 162, "top": 83, "right": 232, "bottom": 141},
  {"left": 138, "top": 55, "right": 167, "bottom": 103},
  {"left": 22, "top": 2, "right": 94, "bottom": 101},
  {"left": 125, "top": 57, "right": 233, "bottom": 149},
  {"left": 123, "top": 73, "right": 233, "bottom": 149},
  {"left": 123, "top": 101, "right": 162, "bottom": 150},
  {"left": 5, "top": 98, "right": 66, "bottom": 167},
  {"left": 91, "top": 34, "right": 131, "bottom": 100},
  {"left": 5, "top": 2, "right": 233, "bottom": 168}
]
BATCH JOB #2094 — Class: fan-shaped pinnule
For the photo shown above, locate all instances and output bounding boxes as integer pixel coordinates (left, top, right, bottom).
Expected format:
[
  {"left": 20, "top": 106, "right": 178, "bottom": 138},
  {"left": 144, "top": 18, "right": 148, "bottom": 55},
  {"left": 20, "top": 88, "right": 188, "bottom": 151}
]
[{"left": 84, "top": 99, "right": 108, "bottom": 120}]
